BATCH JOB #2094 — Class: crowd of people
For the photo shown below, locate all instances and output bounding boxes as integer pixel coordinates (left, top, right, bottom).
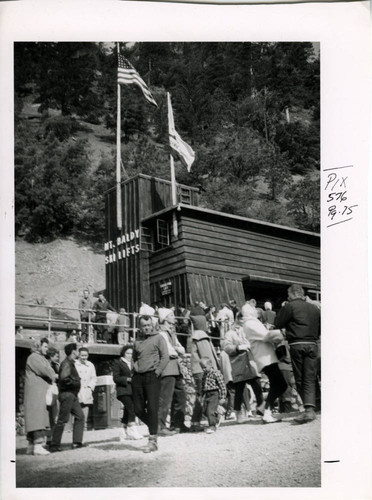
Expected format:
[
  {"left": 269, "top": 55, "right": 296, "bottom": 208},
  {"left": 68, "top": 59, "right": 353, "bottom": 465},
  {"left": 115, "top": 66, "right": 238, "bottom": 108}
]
[
  {"left": 22, "top": 284, "right": 320, "bottom": 455},
  {"left": 76, "top": 292, "right": 251, "bottom": 345}
]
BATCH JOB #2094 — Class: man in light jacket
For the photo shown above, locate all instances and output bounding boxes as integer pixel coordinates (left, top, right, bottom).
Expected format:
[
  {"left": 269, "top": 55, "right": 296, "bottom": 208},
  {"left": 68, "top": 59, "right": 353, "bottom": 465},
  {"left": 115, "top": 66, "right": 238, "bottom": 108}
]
[{"left": 157, "top": 307, "right": 186, "bottom": 436}]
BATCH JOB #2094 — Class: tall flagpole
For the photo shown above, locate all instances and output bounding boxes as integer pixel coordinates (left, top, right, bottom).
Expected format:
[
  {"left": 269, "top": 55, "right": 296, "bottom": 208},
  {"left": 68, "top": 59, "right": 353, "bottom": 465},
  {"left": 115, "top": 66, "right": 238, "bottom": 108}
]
[
  {"left": 167, "top": 93, "right": 178, "bottom": 238},
  {"left": 116, "top": 43, "right": 122, "bottom": 230}
]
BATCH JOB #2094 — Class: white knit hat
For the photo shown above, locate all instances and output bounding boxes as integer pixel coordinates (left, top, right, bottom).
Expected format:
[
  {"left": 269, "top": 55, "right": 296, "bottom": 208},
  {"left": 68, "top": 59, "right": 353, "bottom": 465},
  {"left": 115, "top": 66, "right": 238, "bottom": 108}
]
[
  {"left": 264, "top": 301, "right": 272, "bottom": 311},
  {"left": 158, "top": 307, "right": 173, "bottom": 323},
  {"left": 139, "top": 303, "right": 155, "bottom": 316}
]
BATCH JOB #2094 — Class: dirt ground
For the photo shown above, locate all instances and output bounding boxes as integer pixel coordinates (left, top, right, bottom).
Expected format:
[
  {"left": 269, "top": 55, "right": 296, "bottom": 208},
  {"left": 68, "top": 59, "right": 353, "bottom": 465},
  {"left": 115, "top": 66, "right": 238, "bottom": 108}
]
[{"left": 15, "top": 415, "right": 320, "bottom": 488}]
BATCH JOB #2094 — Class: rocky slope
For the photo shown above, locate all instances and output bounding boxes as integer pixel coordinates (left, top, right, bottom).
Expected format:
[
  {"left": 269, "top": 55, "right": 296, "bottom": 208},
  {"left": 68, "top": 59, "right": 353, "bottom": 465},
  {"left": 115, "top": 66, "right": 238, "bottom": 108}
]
[{"left": 15, "top": 238, "right": 105, "bottom": 321}]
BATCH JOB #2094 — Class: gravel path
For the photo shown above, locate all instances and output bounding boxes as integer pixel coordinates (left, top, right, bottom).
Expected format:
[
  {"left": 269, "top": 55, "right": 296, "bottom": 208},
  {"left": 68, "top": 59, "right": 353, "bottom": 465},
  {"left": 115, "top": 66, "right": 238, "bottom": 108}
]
[{"left": 16, "top": 415, "right": 320, "bottom": 488}]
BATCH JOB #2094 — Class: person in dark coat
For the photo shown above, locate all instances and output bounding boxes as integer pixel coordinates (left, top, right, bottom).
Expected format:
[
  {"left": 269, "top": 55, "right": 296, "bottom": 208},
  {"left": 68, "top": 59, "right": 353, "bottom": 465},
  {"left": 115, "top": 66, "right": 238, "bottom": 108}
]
[
  {"left": 49, "top": 343, "right": 86, "bottom": 452},
  {"left": 93, "top": 293, "right": 116, "bottom": 343},
  {"left": 113, "top": 344, "right": 143, "bottom": 441},
  {"left": 24, "top": 337, "right": 56, "bottom": 456},
  {"left": 45, "top": 346, "right": 60, "bottom": 447},
  {"left": 275, "top": 284, "right": 321, "bottom": 424}
]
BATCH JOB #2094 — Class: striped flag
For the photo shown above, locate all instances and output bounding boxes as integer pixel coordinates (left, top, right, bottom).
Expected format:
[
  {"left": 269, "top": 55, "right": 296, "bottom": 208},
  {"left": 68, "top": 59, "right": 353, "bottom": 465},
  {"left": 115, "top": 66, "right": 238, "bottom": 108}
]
[
  {"left": 167, "top": 93, "right": 195, "bottom": 172},
  {"left": 117, "top": 54, "right": 158, "bottom": 107}
]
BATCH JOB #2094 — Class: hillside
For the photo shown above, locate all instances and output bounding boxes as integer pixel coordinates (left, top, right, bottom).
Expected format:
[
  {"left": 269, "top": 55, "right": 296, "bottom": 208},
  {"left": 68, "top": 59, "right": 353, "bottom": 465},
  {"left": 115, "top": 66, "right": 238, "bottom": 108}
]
[
  {"left": 14, "top": 41, "right": 320, "bottom": 247},
  {"left": 16, "top": 238, "right": 105, "bottom": 321}
]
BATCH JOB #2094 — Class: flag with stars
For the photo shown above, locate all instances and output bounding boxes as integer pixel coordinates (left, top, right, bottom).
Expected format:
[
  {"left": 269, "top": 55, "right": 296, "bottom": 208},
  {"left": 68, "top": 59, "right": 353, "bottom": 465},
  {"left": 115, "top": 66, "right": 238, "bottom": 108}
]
[{"left": 117, "top": 54, "right": 157, "bottom": 107}]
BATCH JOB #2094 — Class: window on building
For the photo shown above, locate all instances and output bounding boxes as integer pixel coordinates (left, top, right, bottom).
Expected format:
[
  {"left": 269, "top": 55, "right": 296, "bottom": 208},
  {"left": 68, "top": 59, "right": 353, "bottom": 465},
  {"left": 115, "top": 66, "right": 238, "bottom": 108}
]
[
  {"left": 156, "top": 219, "right": 170, "bottom": 249},
  {"left": 140, "top": 226, "right": 153, "bottom": 252},
  {"left": 178, "top": 186, "right": 192, "bottom": 205}
]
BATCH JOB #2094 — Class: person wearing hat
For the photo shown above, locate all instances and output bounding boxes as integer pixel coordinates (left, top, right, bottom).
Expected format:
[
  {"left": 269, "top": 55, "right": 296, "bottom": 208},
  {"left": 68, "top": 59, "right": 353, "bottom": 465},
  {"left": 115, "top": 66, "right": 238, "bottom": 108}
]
[
  {"left": 157, "top": 307, "right": 187, "bottom": 436},
  {"left": 190, "top": 315, "right": 221, "bottom": 432},
  {"left": 222, "top": 313, "right": 263, "bottom": 423},
  {"left": 261, "top": 301, "right": 276, "bottom": 328},
  {"left": 242, "top": 304, "right": 287, "bottom": 424},
  {"left": 132, "top": 315, "right": 169, "bottom": 453}
]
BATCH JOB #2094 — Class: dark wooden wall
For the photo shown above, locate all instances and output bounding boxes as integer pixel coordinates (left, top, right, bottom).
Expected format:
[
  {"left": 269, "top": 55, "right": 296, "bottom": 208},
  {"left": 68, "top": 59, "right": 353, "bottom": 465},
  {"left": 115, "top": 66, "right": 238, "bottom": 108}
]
[
  {"left": 187, "top": 273, "right": 245, "bottom": 308},
  {"left": 180, "top": 215, "right": 320, "bottom": 288},
  {"left": 146, "top": 209, "right": 319, "bottom": 310},
  {"left": 105, "top": 178, "right": 142, "bottom": 311},
  {"left": 106, "top": 176, "right": 319, "bottom": 313},
  {"left": 105, "top": 175, "right": 198, "bottom": 311},
  {"left": 150, "top": 274, "right": 190, "bottom": 308}
]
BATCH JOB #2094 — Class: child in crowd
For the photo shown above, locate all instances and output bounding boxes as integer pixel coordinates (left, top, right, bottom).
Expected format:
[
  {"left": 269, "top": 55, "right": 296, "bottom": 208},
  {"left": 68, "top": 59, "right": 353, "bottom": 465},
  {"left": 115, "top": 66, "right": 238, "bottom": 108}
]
[{"left": 200, "top": 357, "right": 227, "bottom": 434}]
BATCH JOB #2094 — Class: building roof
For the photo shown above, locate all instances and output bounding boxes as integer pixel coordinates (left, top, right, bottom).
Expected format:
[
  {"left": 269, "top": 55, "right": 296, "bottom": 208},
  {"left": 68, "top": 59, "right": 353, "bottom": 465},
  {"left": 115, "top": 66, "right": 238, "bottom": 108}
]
[{"left": 141, "top": 203, "right": 320, "bottom": 240}]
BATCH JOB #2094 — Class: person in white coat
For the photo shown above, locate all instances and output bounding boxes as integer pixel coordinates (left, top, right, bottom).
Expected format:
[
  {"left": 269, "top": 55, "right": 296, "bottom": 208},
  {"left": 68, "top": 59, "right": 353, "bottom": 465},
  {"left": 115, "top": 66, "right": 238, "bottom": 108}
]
[
  {"left": 241, "top": 304, "right": 287, "bottom": 423},
  {"left": 75, "top": 347, "right": 97, "bottom": 429},
  {"left": 222, "top": 313, "right": 264, "bottom": 423}
]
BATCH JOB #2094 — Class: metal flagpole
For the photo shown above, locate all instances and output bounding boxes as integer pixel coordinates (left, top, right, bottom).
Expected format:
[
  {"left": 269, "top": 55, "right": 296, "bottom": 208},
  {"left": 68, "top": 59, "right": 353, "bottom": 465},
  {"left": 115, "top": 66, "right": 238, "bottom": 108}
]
[
  {"left": 116, "top": 42, "right": 122, "bottom": 230},
  {"left": 168, "top": 92, "right": 178, "bottom": 238},
  {"left": 170, "top": 154, "right": 178, "bottom": 238}
]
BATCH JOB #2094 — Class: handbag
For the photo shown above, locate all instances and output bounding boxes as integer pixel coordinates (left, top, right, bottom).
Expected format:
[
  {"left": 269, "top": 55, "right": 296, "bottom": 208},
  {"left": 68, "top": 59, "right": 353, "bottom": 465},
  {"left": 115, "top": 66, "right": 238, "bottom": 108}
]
[
  {"left": 46, "top": 383, "right": 58, "bottom": 406},
  {"left": 275, "top": 344, "right": 287, "bottom": 361},
  {"left": 230, "top": 350, "right": 258, "bottom": 382}
]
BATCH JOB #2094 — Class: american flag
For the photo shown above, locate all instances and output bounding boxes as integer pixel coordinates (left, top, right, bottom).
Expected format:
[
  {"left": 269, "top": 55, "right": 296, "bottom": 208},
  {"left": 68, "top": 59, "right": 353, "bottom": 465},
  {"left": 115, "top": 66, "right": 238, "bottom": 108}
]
[{"left": 117, "top": 54, "right": 157, "bottom": 107}]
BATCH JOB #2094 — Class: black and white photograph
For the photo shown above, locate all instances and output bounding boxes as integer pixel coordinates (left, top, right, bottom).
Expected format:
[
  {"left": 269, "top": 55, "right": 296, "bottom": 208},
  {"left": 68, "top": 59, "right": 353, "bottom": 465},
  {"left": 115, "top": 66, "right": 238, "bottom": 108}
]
[
  {"left": 12, "top": 40, "right": 321, "bottom": 488},
  {"left": 1, "top": 1, "right": 371, "bottom": 498}
]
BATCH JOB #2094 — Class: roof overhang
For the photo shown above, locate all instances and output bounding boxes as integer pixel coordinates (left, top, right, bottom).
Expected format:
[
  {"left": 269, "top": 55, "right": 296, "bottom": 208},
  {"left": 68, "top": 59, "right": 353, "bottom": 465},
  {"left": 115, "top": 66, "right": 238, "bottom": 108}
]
[
  {"left": 141, "top": 203, "right": 320, "bottom": 240},
  {"left": 243, "top": 274, "right": 319, "bottom": 290}
]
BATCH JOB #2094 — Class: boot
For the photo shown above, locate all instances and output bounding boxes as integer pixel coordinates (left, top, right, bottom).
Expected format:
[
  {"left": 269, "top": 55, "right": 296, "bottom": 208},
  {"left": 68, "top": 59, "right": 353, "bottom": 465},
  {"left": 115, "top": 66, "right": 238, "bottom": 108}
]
[
  {"left": 119, "top": 426, "right": 127, "bottom": 443},
  {"left": 295, "top": 407, "right": 316, "bottom": 424},
  {"left": 143, "top": 435, "right": 158, "bottom": 453},
  {"left": 126, "top": 423, "right": 143, "bottom": 440},
  {"left": 26, "top": 442, "right": 34, "bottom": 455},
  {"left": 33, "top": 443, "right": 50, "bottom": 456}
]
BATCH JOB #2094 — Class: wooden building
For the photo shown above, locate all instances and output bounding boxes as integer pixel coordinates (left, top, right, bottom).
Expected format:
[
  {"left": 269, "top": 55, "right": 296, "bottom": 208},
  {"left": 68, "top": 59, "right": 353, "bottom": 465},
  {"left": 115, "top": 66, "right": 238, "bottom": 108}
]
[{"left": 105, "top": 174, "right": 320, "bottom": 312}]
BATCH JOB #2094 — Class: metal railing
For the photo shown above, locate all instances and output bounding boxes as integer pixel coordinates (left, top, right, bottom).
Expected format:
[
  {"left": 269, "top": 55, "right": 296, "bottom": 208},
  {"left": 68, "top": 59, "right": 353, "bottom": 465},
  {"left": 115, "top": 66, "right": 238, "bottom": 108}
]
[{"left": 15, "top": 302, "right": 234, "bottom": 346}]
